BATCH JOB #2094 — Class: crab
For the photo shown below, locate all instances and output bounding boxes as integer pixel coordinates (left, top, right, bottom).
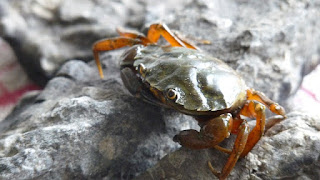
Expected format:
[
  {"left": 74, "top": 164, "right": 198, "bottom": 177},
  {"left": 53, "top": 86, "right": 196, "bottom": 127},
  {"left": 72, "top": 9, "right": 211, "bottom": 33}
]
[{"left": 92, "top": 23, "right": 286, "bottom": 180}]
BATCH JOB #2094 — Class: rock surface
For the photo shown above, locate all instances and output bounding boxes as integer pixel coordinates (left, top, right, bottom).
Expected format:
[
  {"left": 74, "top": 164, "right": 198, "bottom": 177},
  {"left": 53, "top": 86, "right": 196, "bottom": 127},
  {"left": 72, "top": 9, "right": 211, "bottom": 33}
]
[
  {"left": 1, "top": 0, "right": 320, "bottom": 179},
  {"left": 0, "top": 0, "right": 146, "bottom": 86},
  {"left": 0, "top": 60, "right": 197, "bottom": 179},
  {"left": 0, "top": 60, "right": 319, "bottom": 179},
  {"left": 137, "top": 112, "right": 320, "bottom": 179}
]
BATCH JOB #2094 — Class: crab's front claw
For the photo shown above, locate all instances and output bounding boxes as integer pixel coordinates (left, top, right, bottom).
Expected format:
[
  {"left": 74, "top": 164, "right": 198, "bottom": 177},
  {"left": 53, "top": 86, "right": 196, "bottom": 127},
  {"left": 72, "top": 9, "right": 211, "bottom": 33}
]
[
  {"left": 173, "top": 129, "right": 209, "bottom": 149},
  {"left": 173, "top": 130, "right": 190, "bottom": 144}
]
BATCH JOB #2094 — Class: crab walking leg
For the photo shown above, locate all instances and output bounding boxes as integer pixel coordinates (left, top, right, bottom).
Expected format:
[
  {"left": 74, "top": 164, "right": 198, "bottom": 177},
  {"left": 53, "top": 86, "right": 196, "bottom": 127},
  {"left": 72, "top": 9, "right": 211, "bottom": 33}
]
[
  {"left": 173, "top": 33, "right": 200, "bottom": 50},
  {"left": 209, "top": 121, "right": 249, "bottom": 180},
  {"left": 92, "top": 37, "right": 142, "bottom": 78},
  {"left": 246, "top": 89, "right": 286, "bottom": 117},
  {"left": 116, "top": 24, "right": 198, "bottom": 49},
  {"left": 173, "top": 114, "right": 249, "bottom": 179},
  {"left": 147, "top": 23, "right": 197, "bottom": 49},
  {"left": 265, "top": 115, "right": 286, "bottom": 132},
  {"left": 239, "top": 100, "right": 266, "bottom": 158},
  {"left": 116, "top": 27, "right": 152, "bottom": 45},
  {"left": 214, "top": 145, "right": 232, "bottom": 154},
  {"left": 213, "top": 117, "right": 246, "bottom": 155}
]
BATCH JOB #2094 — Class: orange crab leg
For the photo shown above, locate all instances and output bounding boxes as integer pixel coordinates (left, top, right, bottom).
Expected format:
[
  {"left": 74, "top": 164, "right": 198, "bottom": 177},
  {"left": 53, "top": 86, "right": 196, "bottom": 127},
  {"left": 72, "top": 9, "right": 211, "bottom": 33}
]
[
  {"left": 265, "top": 115, "right": 286, "bottom": 132},
  {"left": 246, "top": 88, "right": 286, "bottom": 117},
  {"left": 116, "top": 24, "right": 198, "bottom": 49},
  {"left": 176, "top": 37, "right": 199, "bottom": 50},
  {"left": 116, "top": 27, "right": 152, "bottom": 45},
  {"left": 174, "top": 114, "right": 249, "bottom": 180},
  {"left": 220, "top": 121, "right": 249, "bottom": 179},
  {"left": 92, "top": 23, "right": 199, "bottom": 79},
  {"left": 92, "top": 37, "right": 142, "bottom": 78},
  {"left": 209, "top": 121, "right": 249, "bottom": 180},
  {"left": 238, "top": 100, "right": 266, "bottom": 158},
  {"left": 172, "top": 32, "right": 201, "bottom": 50},
  {"left": 213, "top": 117, "right": 244, "bottom": 155},
  {"left": 147, "top": 23, "right": 198, "bottom": 49},
  {"left": 214, "top": 145, "right": 232, "bottom": 154},
  {"left": 212, "top": 92, "right": 286, "bottom": 171}
]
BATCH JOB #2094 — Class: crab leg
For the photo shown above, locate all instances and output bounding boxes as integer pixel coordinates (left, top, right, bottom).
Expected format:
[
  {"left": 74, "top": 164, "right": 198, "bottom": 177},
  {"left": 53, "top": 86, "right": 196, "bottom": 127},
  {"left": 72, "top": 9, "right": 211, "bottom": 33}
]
[
  {"left": 246, "top": 89, "right": 286, "bottom": 117},
  {"left": 238, "top": 100, "right": 266, "bottom": 157},
  {"left": 213, "top": 117, "right": 245, "bottom": 155},
  {"left": 116, "top": 24, "right": 198, "bottom": 49},
  {"left": 92, "top": 23, "right": 198, "bottom": 78},
  {"left": 212, "top": 89, "right": 286, "bottom": 159},
  {"left": 214, "top": 145, "right": 232, "bottom": 154},
  {"left": 92, "top": 37, "right": 142, "bottom": 78},
  {"left": 174, "top": 114, "right": 249, "bottom": 180},
  {"left": 116, "top": 27, "right": 152, "bottom": 45},
  {"left": 209, "top": 121, "right": 249, "bottom": 180},
  {"left": 265, "top": 115, "right": 286, "bottom": 132},
  {"left": 246, "top": 88, "right": 287, "bottom": 131},
  {"left": 147, "top": 23, "right": 198, "bottom": 49},
  {"left": 93, "top": 23, "right": 200, "bottom": 79}
]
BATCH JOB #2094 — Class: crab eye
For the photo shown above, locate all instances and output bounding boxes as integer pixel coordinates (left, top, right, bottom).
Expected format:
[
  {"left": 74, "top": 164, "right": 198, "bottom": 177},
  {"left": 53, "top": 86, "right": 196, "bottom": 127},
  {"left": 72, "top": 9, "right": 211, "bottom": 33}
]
[
  {"left": 137, "top": 63, "right": 146, "bottom": 76},
  {"left": 166, "top": 88, "right": 178, "bottom": 100}
]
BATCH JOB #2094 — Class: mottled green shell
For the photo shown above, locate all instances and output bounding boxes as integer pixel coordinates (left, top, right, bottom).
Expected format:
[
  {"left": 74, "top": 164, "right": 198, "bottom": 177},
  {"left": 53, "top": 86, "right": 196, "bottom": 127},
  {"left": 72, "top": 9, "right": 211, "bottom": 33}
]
[{"left": 133, "top": 45, "right": 247, "bottom": 112}]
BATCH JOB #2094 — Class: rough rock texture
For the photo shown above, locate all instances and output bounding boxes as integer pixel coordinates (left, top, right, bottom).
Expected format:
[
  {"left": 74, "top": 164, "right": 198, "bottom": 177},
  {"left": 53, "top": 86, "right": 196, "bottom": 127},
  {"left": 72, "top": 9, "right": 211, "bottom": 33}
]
[
  {"left": 137, "top": 112, "right": 320, "bottom": 179},
  {"left": 1, "top": 60, "right": 319, "bottom": 179},
  {"left": 0, "top": 60, "right": 197, "bottom": 179},
  {"left": 1, "top": 0, "right": 320, "bottom": 179},
  {"left": 0, "top": 0, "right": 146, "bottom": 86}
]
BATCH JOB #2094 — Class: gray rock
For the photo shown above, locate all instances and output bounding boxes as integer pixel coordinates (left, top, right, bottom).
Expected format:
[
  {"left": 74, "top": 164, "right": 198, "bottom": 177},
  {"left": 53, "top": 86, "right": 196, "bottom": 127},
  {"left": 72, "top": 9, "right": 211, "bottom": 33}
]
[
  {"left": 0, "top": 0, "right": 146, "bottom": 86},
  {"left": 0, "top": 60, "right": 197, "bottom": 179},
  {"left": 1, "top": 0, "right": 320, "bottom": 179},
  {"left": 1, "top": 59, "right": 319, "bottom": 179},
  {"left": 136, "top": 112, "right": 320, "bottom": 180}
]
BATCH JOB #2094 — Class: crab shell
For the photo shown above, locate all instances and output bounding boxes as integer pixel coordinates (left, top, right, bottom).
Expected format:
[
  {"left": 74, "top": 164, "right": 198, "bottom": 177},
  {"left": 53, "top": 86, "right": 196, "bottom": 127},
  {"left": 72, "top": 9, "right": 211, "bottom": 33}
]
[{"left": 120, "top": 45, "right": 248, "bottom": 116}]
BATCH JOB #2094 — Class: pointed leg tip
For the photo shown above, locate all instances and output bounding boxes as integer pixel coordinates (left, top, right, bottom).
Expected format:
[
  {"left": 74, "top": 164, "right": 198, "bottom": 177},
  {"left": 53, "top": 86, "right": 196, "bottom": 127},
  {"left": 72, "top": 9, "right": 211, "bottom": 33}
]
[{"left": 208, "top": 161, "right": 221, "bottom": 178}]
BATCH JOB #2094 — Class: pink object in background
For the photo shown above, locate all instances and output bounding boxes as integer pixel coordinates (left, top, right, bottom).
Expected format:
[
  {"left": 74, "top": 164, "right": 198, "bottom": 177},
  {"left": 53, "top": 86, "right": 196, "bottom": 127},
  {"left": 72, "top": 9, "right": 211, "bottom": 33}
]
[
  {"left": 0, "top": 38, "right": 40, "bottom": 121},
  {"left": 293, "top": 65, "right": 320, "bottom": 116}
]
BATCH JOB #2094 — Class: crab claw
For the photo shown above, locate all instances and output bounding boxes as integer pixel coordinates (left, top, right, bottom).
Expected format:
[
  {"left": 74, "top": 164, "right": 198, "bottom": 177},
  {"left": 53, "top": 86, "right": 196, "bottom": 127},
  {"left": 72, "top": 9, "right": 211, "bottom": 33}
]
[
  {"left": 173, "top": 130, "right": 198, "bottom": 144},
  {"left": 173, "top": 129, "right": 207, "bottom": 149}
]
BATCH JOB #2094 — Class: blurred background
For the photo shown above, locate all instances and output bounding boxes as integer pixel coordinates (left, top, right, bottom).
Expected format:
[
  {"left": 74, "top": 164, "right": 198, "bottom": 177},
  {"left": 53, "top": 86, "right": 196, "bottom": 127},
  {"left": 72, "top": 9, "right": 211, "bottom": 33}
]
[{"left": 0, "top": 38, "right": 40, "bottom": 120}]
